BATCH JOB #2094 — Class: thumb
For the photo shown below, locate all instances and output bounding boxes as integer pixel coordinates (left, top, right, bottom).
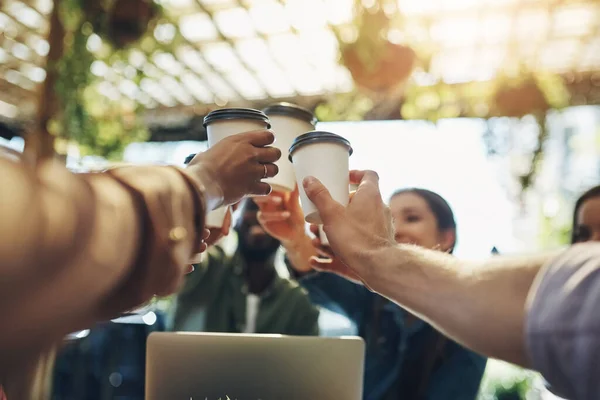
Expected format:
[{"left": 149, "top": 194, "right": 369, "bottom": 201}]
[{"left": 303, "top": 176, "right": 343, "bottom": 224}]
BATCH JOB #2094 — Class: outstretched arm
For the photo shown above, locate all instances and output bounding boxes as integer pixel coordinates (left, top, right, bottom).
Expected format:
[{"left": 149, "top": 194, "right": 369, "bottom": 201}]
[{"left": 301, "top": 170, "right": 559, "bottom": 367}]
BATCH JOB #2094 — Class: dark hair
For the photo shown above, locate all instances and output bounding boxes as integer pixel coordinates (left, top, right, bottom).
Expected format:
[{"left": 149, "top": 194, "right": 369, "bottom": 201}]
[
  {"left": 389, "top": 188, "right": 457, "bottom": 253},
  {"left": 571, "top": 185, "right": 600, "bottom": 244}
]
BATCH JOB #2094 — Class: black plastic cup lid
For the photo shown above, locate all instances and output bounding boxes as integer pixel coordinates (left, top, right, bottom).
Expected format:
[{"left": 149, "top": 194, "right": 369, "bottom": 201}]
[
  {"left": 262, "top": 102, "right": 317, "bottom": 127},
  {"left": 288, "top": 131, "right": 353, "bottom": 162},
  {"left": 184, "top": 153, "right": 196, "bottom": 165},
  {"left": 203, "top": 108, "right": 270, "bottom": 128}
]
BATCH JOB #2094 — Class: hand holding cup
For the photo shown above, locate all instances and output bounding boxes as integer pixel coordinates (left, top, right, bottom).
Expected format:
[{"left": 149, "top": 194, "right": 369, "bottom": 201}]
[
  {"left": 302, "top": 170, "right": 395, "bottom": 289},
  {"left": 186, "top": 130, "right": 281, "bottom": 208}
]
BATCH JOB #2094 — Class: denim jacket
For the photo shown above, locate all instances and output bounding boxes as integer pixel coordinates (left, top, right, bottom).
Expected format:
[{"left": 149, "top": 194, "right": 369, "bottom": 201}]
[{"left": 299, "top": 272, "right": 487, "bottom": 400}]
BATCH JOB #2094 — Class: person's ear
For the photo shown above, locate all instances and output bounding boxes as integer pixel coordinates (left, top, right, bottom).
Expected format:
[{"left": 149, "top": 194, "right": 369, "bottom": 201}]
[{"left": 438, "top": 230, "right": 456, "bottom": 253}]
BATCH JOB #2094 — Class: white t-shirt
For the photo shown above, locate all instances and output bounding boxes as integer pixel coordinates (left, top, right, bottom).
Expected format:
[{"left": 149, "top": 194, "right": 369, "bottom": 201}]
[{"left": 243, "top": 294, "right": 261, "bottom": 334}]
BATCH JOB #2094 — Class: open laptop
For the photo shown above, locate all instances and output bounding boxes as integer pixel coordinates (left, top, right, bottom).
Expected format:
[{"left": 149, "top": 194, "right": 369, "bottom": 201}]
[{"left": 146, "top": 332, "right": 365, "bottom": 400}]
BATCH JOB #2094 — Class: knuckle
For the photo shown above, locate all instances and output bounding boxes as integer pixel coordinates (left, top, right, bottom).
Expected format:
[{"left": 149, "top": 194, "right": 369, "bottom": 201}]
[{"left": 247, "top": 149, "right": 260, "bottom": 162}]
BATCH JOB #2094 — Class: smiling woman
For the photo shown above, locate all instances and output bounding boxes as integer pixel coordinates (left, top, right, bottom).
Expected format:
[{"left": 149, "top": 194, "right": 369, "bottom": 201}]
[{"left": 318, "top": 119, "right": 515, "bottom": 258}]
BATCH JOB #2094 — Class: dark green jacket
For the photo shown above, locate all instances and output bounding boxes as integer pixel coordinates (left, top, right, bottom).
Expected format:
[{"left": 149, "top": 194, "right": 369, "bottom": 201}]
[{"left": 170, "top": 246, "right": 319, "bottom": 336}]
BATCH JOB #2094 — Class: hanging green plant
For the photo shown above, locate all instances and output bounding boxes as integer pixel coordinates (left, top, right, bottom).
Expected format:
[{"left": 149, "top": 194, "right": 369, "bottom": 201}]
[
  {"left": 492, "top": 70, "right": 570, "bottom": 118},
  {"left": 106, "top": 0, "right": 159, "bottom": 48},
  {"left": 314, "top": 92, "right": 374, "bottom": 122},
  {"left": 52, "top": 0, "right": 162, "bottom": 160},
  {"left": 489, "top": 70, "right": 568, "bottom": 193},
  {"left": 339, "top": 0, "right": 416, "bottom": 93},
  {"left": 400, "top": 81, "right": 493, "bottom": 122}
]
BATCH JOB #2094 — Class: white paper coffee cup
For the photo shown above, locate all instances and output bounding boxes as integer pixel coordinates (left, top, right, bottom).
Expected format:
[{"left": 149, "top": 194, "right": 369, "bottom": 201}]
[
  {"left": 189, "top": 252, "right": 204, "bottom": 264},
  {"left": 262, "top": 103, "right": 316, "bottom": 193},
  {"left": 318, "top": 225, "right": 329, "bottom": 246},
  {"left": 206, "top": 206, "right": 229, "bottom": 228},
  {"left": 203, "top": 108, "right": 271, "bottom": 225},
  {"left": 184, "top": 151, "right": 231, "bottom": 228},
  {"left": 289, "top": 131, "right": 353, "bottom": 224}
]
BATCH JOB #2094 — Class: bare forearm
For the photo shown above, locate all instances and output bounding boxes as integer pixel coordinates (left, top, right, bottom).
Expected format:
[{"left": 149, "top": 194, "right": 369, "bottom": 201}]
[
  {"left": 366, "top": 245, "right": 558, "bottom": 366},
  {"left": 0, "top": 160, "right": 204, "bottom": 358},
  {"left": 0, "top": 161, "right": 141, "bottom": 350}
]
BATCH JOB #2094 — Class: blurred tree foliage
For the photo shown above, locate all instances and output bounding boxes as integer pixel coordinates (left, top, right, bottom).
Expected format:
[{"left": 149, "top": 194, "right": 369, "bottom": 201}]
[
  {"left": 314, "top": 93, "right": 374, "bottom": 122},
  {"left": 491, "top": 377, "right": 533, "bottom": 400}
]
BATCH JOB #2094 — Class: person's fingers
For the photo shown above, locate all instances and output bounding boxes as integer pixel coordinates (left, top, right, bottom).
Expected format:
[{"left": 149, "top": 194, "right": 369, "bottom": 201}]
[
  {"left": 349, "top": 170, "right": 384, "bottom": 210},
  {"left": 349, "top": 170, "right": 379, "bottom": 186},
  {"left": 316, "top": 246, "right": 334, "bottom": 260},
  {"left": 310, "top": 257, "right": 363, "bottom": 284},
  {"left": 257, "top": 211, "right": 291, "bottom": 222},
  {"left": 349, "top": 170, "right": 366, "bottom": 185},
  {"left": 255, "top": 163, "right": 278, "bottom": 179},
  {"left": 309, "top": 224, "right": 319, "bottom": 236},
  {"left": 311, "top": 236, "right": 322, "bottom": 248},
  {"left": 311, "top": 237, "right": 334, "bottom": 258},
  {"left": 250, "top": 182, "right": 272, "bottom": 196},
  {"left": 286, "top": 186, "right": 302, "bottom": 211},
  {"left": 205, "top": 228, "right": 224, "bottom": 247},
  {"left": 302, "top": 176, "right": 344, "bottom": 224},
  {"left": 223, "top": 208, "right": 232, "bottom": 228},
  {"left": 254, "top": 147, "right": 281, "bottom": 163},
  {"left": 254, "top": 195, "right": 283, "bottom": 214},
  {"left": 222, "top": 218, "right": 231, "bottom": 237},
  {"left": 309, "top": 256, "right": 349, "bottom": 275},
  {"left": 310, "top": 256, "right": 334, "bottom": 270},
  {"left": 242, "top": 129, "right": 276, "bottom": 147},
  {"left": 253, "top": 195, "right": 283, "bottom": 205}
]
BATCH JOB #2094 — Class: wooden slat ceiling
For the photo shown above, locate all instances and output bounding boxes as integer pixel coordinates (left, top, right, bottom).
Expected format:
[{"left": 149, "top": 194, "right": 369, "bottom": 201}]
[{"left": 1, "top": 0, "right": 600, "bottom": 122}]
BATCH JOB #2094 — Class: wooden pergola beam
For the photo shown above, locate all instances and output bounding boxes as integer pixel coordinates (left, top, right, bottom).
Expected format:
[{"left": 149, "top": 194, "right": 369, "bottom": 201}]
[{"left": 25, "top": 0, "right": 64, "bottom": 160}]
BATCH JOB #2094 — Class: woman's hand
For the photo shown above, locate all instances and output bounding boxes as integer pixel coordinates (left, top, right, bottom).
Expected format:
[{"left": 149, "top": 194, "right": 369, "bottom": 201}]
[
  {"left": 254, "top": 186, "right": 306, "bottom": 245},
  {"left": 254, "top": 187, "right": 320, "bottom": 274},
  {"left": 186, "top": 130, "right": 281, "bottom": 208},
  {"left": 308, "top": 225, "right": 371, "bottom": 288}
]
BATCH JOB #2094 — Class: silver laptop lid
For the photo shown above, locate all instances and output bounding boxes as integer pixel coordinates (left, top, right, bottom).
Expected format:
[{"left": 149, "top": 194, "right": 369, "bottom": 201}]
[{"left": 146, "top": 332, "right": 365, "bottom": 400}]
